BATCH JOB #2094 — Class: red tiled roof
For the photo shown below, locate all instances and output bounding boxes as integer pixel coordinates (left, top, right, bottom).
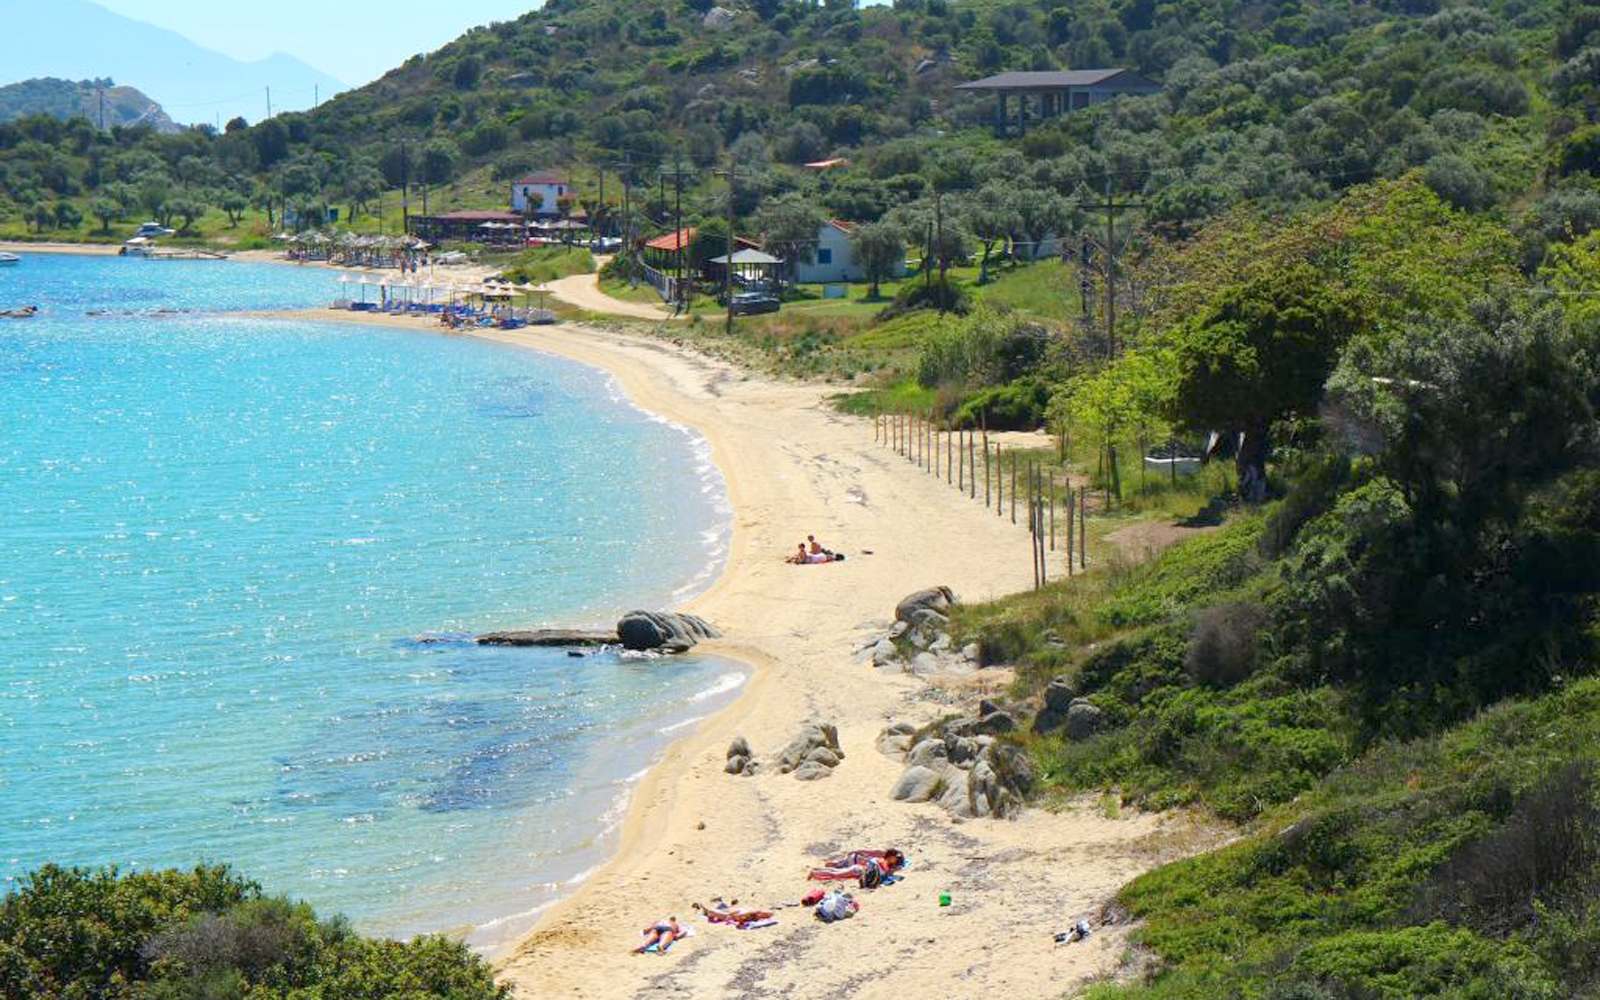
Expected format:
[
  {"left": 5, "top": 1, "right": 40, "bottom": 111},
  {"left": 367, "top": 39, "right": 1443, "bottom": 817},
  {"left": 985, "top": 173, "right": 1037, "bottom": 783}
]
[
  {"left": 645, "top": 227, "right": 695, "bottom": 252},
  {"left": 515, "top": 171, "right": 568, "bottom": 185},
  {"left": 827, "top": 219, "right": 857, "bottom": 233},
  {"left": 804, "top": 158, "right": 850, "bottom": 169}
]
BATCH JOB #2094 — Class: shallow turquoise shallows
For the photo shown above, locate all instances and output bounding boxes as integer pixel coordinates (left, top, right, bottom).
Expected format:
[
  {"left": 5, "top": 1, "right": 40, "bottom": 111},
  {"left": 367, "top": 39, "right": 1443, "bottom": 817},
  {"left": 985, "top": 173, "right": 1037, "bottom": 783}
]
[{"left": 0, "top": 254, "right": 736, "bottom": 949}]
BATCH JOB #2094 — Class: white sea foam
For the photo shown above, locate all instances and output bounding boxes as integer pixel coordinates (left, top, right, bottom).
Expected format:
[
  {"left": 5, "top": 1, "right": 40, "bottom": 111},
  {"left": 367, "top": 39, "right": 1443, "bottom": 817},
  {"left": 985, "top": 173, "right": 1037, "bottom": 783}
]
[
  {"left": 689, "top": 670, "right": 745, "bottom": 703},
  {"left": 655, "top": 714, "right": 706, "bottom": 736}
]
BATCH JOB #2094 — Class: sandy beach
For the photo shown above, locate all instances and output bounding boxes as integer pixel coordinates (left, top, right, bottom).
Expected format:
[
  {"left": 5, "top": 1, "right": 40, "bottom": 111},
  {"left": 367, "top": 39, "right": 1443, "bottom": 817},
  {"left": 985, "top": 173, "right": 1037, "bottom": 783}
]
[{"left": 259, "top": 308, "right": 1214, "bottom": 999}]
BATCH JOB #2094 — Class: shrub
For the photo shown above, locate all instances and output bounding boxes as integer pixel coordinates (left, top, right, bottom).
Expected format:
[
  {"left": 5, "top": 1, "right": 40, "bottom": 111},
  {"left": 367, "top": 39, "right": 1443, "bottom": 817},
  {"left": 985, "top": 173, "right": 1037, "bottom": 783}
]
[
  {"left": 915, "top": 307, "right": 1047, "bottom": 389},
  {"left": 1415, "top": 762, "right": 1600, "bottom": 934},
  {"left": 950, "top": 378, "right": 1051, "bottom": 430},
  {"left": 879, "top": 275, "right": 971, "bottom": 321},
  {"left": 1186, "top": 602, "right": 1267, "bottom": 687},
  {"left": 1098, "top": 515, "right": 1266, "bottom": 628}
]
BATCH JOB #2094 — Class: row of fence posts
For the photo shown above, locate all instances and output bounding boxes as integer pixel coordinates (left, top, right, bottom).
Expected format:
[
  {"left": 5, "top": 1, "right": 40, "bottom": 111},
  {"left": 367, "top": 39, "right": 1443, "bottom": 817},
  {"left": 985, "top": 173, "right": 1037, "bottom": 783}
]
[{"left": 874, "top": 409, "right": 1088, "bottom": 589}]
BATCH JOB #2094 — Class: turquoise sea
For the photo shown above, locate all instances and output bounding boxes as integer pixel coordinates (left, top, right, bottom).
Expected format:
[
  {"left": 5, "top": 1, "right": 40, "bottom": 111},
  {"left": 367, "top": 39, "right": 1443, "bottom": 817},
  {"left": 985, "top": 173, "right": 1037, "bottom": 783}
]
[{"left": 0, "top": 254, "right": 737, "bottom": 948}]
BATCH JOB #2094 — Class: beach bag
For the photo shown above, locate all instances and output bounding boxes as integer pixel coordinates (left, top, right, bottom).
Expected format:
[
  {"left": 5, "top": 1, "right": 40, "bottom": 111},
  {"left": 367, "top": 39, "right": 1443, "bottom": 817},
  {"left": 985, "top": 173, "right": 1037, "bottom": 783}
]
[
  {"left": 858, "top": 858, "right": 883, "bottom": 890},
  {"left": 816, "top": 891, "right": 857, "bottom": 923}
]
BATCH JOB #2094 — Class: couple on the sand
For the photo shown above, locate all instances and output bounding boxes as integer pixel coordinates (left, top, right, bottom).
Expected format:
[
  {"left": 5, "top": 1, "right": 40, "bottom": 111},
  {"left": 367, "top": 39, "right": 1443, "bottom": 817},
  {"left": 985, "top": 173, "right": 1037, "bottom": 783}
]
[{"left": 787, "top": 534, "right": 844, "bottom": 564}]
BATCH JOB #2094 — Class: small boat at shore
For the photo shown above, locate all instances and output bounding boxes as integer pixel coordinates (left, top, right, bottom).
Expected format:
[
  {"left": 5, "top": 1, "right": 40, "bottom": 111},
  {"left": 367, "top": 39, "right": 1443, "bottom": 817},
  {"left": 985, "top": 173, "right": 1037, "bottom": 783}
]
[{"left": 0, "top": 252, "right": 19, "bottom": 266}]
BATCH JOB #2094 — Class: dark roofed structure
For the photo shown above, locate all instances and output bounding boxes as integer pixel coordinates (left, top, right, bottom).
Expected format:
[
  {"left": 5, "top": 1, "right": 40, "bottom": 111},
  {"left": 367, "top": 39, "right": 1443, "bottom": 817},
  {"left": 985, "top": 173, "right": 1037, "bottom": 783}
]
[{"left": 956, "top": 68, "right": 1160, "bottom": 132}]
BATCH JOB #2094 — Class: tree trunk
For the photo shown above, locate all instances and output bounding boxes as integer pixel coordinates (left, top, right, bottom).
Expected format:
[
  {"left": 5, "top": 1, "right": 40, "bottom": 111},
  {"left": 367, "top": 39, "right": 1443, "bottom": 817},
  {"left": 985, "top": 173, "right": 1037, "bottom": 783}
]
[{"left": 1236, "top": 423, "right": 1270, "bottom": 503}]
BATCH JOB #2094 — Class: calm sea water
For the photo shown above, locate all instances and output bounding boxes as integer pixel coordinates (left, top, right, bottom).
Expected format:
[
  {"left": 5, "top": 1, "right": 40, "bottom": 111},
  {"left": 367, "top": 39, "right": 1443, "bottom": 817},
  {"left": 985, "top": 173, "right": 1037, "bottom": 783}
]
[{"left": 0, "top": 254, "right": 737, "bottom": 948}]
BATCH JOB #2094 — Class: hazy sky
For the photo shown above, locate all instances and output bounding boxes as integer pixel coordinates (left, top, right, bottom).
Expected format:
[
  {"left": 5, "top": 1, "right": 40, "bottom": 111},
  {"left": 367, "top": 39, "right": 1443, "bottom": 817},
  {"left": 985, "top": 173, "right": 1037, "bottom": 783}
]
[{"left": 91, "top": 1, "right": 892, "bottom": 92}]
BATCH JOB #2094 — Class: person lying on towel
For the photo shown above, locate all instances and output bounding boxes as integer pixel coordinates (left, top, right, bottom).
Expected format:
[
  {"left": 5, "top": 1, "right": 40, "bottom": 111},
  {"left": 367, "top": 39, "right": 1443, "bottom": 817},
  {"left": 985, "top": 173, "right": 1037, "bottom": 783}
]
[
  {"left": 808, "top": 848, "right": 904, "bottom": 881},
  {"left": 693, "top": 902, "right": 775, "bottom": 928},
  {"left": 633, "top": 916, "right": 685, "bottom": 954}
]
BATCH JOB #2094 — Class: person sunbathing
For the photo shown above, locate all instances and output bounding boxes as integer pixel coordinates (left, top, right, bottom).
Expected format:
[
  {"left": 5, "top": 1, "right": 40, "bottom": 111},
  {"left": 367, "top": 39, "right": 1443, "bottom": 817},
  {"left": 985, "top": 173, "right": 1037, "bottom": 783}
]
[
  {"left": 692, "top": 902, "right": 773, "bottom": 927},
  {"left": 633, "top": 916, "right": 683, "bottom": 954},
  {"left": 808, "top": 848, "right": 904, "bottom": 880},
  {"left": 786, "top": 543, "right": 809, "bottom": 564}
]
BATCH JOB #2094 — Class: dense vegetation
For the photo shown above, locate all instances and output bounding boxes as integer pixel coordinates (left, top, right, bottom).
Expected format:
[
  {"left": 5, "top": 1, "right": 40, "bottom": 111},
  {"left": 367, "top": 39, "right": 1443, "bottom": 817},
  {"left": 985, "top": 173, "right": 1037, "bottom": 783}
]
[
  {"left": 943, "top": 178, "right": 1600, "bottom": 998},
  {"left": 1, "top": 0, "right": 1594, "bottom": 261},
  {"left": 0, "top": 865, "right": 507, "bottom": 1000}
]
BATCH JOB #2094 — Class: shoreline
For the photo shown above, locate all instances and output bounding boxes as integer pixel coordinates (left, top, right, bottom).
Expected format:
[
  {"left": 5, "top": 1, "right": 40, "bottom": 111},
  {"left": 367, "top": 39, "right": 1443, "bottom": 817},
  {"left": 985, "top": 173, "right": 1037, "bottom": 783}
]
[{"left": 254, "top": 307, "right": 1208, "bottom": 999}]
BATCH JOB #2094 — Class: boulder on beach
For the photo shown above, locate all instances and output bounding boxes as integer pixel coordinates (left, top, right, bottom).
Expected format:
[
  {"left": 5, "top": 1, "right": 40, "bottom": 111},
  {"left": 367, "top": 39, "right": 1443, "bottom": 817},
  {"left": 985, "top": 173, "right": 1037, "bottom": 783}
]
[
  {"left": 775, "top": 720, "right": 844, "bottom": 777},
  {"left": 616, "top": 611, "right": 721, "bottom": 651},
  {"left": 895, "top": 586, "right": 957, "bottom": 625}
]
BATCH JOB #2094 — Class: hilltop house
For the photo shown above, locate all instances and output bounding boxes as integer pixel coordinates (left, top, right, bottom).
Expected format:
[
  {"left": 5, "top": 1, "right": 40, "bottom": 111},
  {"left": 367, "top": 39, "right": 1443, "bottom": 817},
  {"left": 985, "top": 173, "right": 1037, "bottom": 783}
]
[
  {"left": 956, "top": 69, "right": 1161, "bottom": 132},
  {"left": 793, "top": 220, "right": 907, "bottom": 285},
  {"left": 511, "top": 171, "right": 571, "bottom": 218}
]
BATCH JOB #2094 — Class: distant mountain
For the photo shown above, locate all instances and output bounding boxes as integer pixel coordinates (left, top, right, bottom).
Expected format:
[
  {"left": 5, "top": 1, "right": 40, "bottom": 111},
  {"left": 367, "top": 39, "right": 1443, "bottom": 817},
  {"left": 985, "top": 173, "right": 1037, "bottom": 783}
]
[
  {"left": 0, "top": 78, "right": 179, "bottom": 132},
  {"left": 3, "top": 0, "right": 345, "bottom": 126}
]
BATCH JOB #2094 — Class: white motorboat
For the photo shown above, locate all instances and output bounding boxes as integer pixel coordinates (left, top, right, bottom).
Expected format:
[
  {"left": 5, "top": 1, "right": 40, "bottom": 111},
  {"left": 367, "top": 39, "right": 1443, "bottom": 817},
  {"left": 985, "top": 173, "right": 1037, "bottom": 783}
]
[{"left": 0, "top": 252, "right": 19, "bottom": 265}]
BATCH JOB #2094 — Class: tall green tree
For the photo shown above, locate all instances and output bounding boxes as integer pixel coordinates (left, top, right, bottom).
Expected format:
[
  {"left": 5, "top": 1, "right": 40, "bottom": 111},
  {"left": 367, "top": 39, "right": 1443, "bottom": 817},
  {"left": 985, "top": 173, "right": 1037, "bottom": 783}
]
[
  {"left": 755, "top": 193, "right": 826, "bottom": 287},
  {"left": 967, "top": 183, "right": 1021, "bottom": 283},
  {"left": 849, "top": 220, "right": 906, "bottom": 298},
  {"left": 1170, "top": 265, "right": 1367, "bottom": 501}
]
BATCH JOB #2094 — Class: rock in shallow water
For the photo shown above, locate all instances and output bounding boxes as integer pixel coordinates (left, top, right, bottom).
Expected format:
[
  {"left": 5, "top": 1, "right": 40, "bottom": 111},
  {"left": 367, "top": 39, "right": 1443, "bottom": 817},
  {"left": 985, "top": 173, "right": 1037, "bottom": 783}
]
[
  {"left": 476, "top": 629, "right": 618, "bottom": 647},
  {"left": 616, "top": 611, "right": 721, "bottom": 651}
]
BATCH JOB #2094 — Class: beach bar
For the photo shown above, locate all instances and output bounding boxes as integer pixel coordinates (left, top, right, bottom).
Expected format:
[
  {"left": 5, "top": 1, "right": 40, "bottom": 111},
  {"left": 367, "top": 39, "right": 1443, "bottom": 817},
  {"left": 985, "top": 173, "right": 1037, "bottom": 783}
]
[{"left": 955, "top": 69, "right": 1161, "bottom": 133}]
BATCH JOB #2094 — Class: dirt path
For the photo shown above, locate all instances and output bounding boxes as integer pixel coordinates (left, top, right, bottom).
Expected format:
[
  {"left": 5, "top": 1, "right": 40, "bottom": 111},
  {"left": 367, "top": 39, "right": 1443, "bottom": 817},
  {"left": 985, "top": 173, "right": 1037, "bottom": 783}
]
[{"left": 540, "top": 266, "right": 673, "bottom": 321}]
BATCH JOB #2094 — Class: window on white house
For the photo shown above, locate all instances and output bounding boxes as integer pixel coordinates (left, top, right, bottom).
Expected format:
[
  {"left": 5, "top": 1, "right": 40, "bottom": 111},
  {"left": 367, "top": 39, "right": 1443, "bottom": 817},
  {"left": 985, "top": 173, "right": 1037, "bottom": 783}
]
[{"left": 818, "top": 248, "right": 833, "bottom": 264}]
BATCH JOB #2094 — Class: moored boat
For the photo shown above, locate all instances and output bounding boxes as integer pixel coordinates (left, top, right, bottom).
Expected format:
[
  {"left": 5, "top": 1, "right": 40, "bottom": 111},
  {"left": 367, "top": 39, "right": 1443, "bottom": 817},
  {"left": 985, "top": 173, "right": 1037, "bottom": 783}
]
[{"left": 0, "top": 251, "right": 20, "bottom": 265}]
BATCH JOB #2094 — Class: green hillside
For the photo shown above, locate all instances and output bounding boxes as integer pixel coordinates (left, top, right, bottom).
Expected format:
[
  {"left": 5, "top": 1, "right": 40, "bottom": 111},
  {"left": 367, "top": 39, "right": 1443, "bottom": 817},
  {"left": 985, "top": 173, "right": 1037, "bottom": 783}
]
[
  {"left": 0, "top": 78, "right": 176, "bottom": 132},
  {"left": 0, "top": 0, "right": 1595, "bottom": 249}
]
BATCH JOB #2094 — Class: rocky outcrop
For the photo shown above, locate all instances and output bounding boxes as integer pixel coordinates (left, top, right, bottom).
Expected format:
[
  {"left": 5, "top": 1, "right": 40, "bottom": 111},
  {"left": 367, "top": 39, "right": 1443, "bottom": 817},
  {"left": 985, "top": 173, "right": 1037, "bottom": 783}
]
[
  {"left": 725, "top": 735, "right": 759, "bottom": 776},
  {"left": 1066, "top": 700, "right": 1105, "bottom": 741},
  {"left": 861, "top": 587, "right": 981, "bottom": 677},
  {"left": 726, "top": 723, "right": 845, "bottom": 780},
  {"left": 880, "top": 718, "right": 1033, "bottom": 819},
  {"left": 775, "top": 721, "right": 844, "bottom": 780},
  {"left": 616, "top": 611, "right": 721, "bottom": 652},
  {"left": 895, "top": 586, "right": 957, "bottom": 628},
  {"left": 476, "top": 629, "right": 617, "bottom": 647}
]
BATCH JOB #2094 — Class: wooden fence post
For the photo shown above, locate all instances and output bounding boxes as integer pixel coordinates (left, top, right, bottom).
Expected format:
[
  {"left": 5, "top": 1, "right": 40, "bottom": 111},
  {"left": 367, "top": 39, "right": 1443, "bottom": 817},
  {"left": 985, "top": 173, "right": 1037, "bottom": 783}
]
[
  {"left": 1078, "top": 486, "right": 1088, "bottom": 569},
  {"left": 1049, "top": 471, "right": 1056, "bottom": 551},
  {"left": 958, "top": 428, "right": 965, "bottom": 492},
  {"left": 1010, "top": 451, "right": 1017, "bottom": 525},
  {"left": 968, "top": 431, "right": 976, "bottom": 500}
]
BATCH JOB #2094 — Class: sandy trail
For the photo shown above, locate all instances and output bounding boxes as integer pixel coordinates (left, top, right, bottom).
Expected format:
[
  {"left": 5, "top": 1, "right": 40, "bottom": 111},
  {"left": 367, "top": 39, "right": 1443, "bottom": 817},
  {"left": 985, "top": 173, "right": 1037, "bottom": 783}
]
[
  {"left": 236, "top": 309, "right": 1208, "bottom": 998},
  {"left": 540, "top": 270, "right": 673, "bottom": 320}
]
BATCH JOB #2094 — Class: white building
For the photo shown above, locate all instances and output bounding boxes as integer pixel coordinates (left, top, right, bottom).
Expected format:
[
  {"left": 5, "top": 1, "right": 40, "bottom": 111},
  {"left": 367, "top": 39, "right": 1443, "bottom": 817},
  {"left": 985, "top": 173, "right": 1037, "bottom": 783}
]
[
  {"left": 510, "top": 171, "right": 571, "bottom": 217},
  {"left": 792, "top": 220, "right": 908, "bottom": 284}
]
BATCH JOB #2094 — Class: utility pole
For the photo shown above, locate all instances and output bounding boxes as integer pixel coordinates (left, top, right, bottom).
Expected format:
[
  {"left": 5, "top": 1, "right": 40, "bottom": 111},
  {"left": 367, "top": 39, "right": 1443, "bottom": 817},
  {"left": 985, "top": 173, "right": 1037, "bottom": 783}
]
[
  {"left": 714, "top": 162, "right": 750, "bottom": 336},
  {"left": 608, "top": 155, "right": 636, "bottom": 284},
  {"left": 399, "top": 139, "right": 410, "bottom": 235},
  {"left": 265, "top": 86, "right": 272, "bottom": 119},
  {"left": 314, "top": 84, "right": 319, "bottom": 108},
  {"left": 420, "top": 154, "right": 428, "bottom": 216},
  {"left": 97, "top": 85, "right": 105, "bottom": 130},
  {"left": 934, "top": 190, "right": 947, "bottom": 315},
  {"left": 1088, "top": 181, "right": 1146, "bottom": 359},
  {"left": 662, "top": 157, "right": 694, "bottom": 314}
]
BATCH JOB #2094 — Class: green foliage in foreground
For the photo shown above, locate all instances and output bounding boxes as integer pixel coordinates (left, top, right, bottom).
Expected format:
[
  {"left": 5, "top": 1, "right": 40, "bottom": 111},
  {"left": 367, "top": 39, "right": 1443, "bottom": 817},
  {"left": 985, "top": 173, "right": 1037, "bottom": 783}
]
[
  {"left": 1083, "top": 685, "right": 1600, "bottom": 1000},
  {"left": 0, "top": 865, "right": 508, "bottom": 1000}
]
